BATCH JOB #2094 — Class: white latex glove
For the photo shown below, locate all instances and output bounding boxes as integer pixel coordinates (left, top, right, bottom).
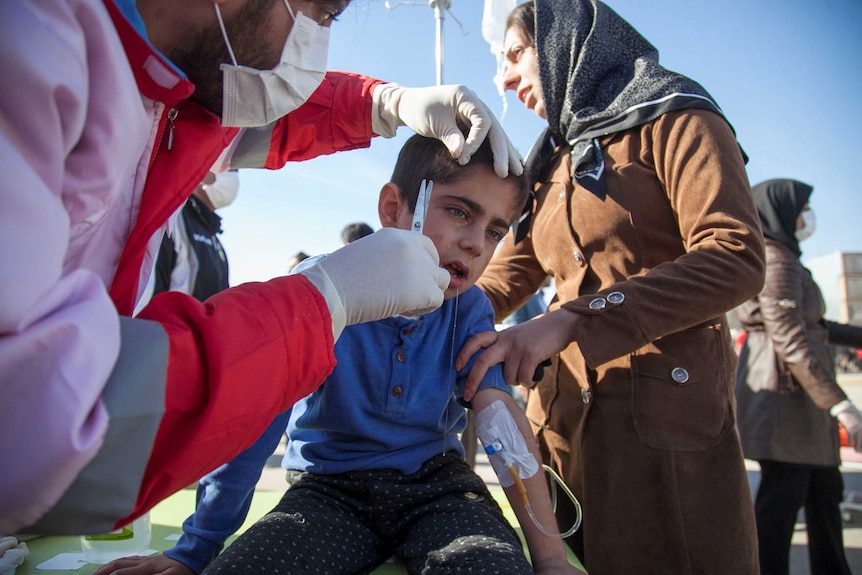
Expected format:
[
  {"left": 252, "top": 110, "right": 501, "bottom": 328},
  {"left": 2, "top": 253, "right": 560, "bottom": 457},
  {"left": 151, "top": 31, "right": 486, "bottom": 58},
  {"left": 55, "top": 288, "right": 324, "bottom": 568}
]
[
  {"left": 834, "top": 400, "right": 862, "bottom": 453},
  {"left": 0, "top": 536, "right": 28, "bottom": 575},
  {"left": 299, "top": 228, "right": 450, "bottom": 340},
  {"left": 371, "top": 83, "right": 524, "bottom": 178}
]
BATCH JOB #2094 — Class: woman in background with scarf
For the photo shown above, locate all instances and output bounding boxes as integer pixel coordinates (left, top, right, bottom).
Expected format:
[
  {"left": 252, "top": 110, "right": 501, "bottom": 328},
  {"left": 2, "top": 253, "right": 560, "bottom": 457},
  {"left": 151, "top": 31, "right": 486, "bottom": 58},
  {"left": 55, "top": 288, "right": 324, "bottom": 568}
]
[
  {"left": 460, "top": 1, "right": 765, "bottom": 572},
  {"left": 735, "top": 179, "right": 862, "bottom": 575}
]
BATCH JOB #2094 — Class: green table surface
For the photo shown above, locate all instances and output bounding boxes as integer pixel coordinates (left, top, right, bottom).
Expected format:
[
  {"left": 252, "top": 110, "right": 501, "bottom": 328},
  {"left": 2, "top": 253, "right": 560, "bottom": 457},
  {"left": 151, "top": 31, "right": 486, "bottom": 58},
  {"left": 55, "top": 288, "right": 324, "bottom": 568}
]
[{"left": 15, "top": 488, "right": 583, "bottom": 574}]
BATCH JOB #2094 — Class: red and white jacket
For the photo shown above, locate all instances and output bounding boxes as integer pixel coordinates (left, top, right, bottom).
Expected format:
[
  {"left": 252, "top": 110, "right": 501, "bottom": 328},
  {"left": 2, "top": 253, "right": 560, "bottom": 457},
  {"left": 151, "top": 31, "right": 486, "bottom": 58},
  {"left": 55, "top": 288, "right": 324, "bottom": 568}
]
[{"left": 0, "top": 0, "right": 381, "bottom": 533}]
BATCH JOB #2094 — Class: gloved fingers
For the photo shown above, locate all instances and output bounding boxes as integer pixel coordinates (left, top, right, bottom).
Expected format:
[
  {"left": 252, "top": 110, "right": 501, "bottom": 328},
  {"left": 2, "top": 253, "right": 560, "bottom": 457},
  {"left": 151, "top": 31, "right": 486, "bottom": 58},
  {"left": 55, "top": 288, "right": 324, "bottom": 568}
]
[
  {"left": 455, "top": 90, "right": 522, "bottom": 178},
  {"left": 433, "top": 264, "right": 451, "bottom": 291},
  {"left": 299, "top": 228, "right": 452, "bottom": 331},
  {"left": 400, "top": 282, "right": 449, "bottom": 317},
  {"left": 486, "top": 122, "right": 523, "bottom": 178},
  {"left": 505, "top": 133, "right": 524, "bottom": 176},
  {"left": 402, "top": 246, "right": 450, "bottom": 316},
  {"left": 456, "top": 91, "right": 491, "bottom": 166},
  {"left": 440, "top": 127, "right": 467, "bottom": 160}
]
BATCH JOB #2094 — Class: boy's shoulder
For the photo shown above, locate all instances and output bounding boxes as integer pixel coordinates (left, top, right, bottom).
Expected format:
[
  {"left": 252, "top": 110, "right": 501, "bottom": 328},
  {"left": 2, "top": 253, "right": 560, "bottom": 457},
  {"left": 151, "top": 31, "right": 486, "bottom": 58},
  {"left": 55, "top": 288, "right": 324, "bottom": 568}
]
[
  {"left": 448, "top": 285, "right": 493, "bottom": 318},
  {"left": 456, "top": 285, "right": 490, "bottom": 306},
  {"left": 448, "top": 286, "right": 496, "bottom": 333}
]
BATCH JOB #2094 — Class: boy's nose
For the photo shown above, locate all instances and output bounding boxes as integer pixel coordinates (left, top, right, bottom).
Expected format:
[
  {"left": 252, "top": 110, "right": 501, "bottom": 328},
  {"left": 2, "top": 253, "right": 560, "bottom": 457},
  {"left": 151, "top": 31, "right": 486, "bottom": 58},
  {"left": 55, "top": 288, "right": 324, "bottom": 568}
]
[{"left": 460, "top": 232, "right": 484, "bottom": 258}]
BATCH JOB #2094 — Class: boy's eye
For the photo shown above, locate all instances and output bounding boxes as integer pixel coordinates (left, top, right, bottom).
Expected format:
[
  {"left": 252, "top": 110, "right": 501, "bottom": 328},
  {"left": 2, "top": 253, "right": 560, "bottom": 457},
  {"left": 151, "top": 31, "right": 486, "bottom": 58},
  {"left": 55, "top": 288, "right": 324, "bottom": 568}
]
[
  {"left": 448, "top": 207, "right": 468, "bottom": 220},
  {"left": 487, "top": 229, "right": 506, "bottom": 243}
]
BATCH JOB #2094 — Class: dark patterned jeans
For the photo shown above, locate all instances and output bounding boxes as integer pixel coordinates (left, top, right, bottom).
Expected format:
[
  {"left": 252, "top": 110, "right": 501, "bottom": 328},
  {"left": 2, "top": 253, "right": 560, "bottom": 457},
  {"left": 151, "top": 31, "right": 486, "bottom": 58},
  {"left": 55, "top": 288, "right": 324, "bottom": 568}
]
[{"left": 202, "top": 453, "right": 532, "bottom": 574}]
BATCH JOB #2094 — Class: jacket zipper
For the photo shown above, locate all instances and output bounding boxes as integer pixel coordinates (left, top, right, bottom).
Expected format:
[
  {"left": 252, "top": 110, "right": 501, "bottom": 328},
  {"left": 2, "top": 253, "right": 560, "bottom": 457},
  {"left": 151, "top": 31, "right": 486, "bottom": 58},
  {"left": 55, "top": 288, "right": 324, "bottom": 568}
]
[{"left": 166, "top": 107, "right": 178, "bottom": 151}]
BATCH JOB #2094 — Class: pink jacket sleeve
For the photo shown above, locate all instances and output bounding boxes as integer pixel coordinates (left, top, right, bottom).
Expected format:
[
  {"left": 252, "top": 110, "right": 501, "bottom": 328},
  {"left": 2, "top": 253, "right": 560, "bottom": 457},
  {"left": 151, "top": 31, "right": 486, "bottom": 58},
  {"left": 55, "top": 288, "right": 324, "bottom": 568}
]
[{"left": 0, "top": 0, "right": 129, "bottom": 532}]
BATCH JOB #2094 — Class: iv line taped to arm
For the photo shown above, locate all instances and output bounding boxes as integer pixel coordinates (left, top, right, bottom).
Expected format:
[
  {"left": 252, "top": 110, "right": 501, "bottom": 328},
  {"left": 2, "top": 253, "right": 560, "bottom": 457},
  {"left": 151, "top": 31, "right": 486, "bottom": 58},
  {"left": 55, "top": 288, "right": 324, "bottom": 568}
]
[
  {"left": 476, "top": 399, "right": 582, "bottom": 538},
  {"left": 476, "top": 400, "right": 539, "bottom": 487}
]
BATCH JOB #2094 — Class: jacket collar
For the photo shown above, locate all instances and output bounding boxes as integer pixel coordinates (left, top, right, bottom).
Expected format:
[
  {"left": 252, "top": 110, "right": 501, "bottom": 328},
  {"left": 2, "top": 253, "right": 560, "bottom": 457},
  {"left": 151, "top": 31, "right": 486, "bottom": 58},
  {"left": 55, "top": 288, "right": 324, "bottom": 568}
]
[{"left": 102, "top": 0, "right": 195, "bottom": 106}]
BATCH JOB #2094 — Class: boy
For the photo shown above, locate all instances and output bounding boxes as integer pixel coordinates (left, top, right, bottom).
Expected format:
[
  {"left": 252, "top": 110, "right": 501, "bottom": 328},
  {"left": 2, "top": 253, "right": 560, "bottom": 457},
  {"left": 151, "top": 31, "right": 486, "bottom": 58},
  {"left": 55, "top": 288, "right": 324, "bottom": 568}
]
[{"left": 99, "top": 133, "right": 581, "bottom": 575}]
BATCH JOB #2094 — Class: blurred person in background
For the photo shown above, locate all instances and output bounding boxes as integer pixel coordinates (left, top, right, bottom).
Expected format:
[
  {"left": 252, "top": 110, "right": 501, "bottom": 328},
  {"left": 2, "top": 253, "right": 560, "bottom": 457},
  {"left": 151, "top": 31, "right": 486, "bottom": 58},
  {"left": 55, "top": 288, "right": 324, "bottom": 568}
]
[
  {"left": 288, "top": 251, "right": 311, "bottom": 273},
  {"left": 735, "top": 178, "right": 862, "bottom": 575},
  {"left": 152, "top": 171, "right": 238, "bottom": 302},
  {"left": 341, "top": 221, "right": 375, "bottom": 245}
]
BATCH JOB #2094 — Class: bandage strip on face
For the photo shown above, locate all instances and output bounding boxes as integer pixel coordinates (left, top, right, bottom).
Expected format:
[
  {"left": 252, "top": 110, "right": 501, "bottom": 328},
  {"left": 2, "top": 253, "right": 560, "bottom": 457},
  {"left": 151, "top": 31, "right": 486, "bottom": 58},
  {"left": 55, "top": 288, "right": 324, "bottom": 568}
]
[{"left": 476, "top": 400, "right": 539, "bottom": 488}]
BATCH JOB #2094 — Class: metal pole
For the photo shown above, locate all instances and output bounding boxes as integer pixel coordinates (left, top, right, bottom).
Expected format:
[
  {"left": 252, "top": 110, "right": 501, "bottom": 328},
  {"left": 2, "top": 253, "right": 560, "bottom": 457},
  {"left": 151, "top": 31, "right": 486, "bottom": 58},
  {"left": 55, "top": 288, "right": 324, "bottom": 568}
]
[
  {"left": 431, "top": 0, "right": 451, "bottom": 85},
  {"left": 387, "top": 0, "right": 465, "bottom": 86}
]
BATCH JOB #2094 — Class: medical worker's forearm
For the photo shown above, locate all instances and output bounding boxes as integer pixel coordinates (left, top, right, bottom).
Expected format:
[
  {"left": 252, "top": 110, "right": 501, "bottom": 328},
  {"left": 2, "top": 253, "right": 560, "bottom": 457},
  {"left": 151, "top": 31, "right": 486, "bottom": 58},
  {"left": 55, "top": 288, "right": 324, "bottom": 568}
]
[{"left": 123, "top": 276, "right": 334, "bottom": 525}]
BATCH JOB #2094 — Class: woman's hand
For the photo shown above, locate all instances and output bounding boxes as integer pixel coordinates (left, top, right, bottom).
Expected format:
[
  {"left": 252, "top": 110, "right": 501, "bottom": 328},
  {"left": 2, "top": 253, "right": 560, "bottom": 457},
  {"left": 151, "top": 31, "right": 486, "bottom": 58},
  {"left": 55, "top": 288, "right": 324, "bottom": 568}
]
[{"left": 457, "top": 309, "right": 578, "bottom": 401}]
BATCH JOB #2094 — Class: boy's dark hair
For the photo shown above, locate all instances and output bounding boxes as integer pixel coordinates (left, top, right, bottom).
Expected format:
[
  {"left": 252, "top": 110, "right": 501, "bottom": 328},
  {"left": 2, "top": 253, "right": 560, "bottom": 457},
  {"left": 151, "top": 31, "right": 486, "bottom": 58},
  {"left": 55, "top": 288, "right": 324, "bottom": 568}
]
[
  {"left": 341, "top": 222, "right": 374, "bottom": 244},
  {"left": 390, "top": 129, "right": 529, "bottom": 218}
]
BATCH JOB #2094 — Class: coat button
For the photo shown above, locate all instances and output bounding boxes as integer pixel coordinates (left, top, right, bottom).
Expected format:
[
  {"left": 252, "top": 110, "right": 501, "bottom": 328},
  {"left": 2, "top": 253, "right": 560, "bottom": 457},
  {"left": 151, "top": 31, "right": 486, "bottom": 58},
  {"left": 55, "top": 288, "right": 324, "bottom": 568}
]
[
  {"left": 671, "top": 367, "right": 690, "bottom": 383},
  {"left": 403, "top": 328, "right": 413, "bottom": 336},
  {"left": 396, "top": 352, "right": 406, "bottom": 363},
  {"left": 607, "top": 291, "right": 625, "bottom": 304},
  {"left": 581, "top": 387, "right": 592, "bottom": 404},
  {"left": 588, "top": 297, "right": 606, "bottom": 310},
  {"left": 392, "top": 386, "right": 403, "bottom": 397},
  {"left": 573, "top": 251, "right": 586, "bottom": 267}
]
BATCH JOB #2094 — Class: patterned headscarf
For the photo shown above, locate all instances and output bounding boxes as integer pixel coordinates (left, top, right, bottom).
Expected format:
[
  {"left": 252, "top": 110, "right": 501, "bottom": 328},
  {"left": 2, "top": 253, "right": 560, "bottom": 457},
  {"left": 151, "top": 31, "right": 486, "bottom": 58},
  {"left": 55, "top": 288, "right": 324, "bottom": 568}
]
[{"left": 530, "top": 0, "right": 736, "bottom": 197}]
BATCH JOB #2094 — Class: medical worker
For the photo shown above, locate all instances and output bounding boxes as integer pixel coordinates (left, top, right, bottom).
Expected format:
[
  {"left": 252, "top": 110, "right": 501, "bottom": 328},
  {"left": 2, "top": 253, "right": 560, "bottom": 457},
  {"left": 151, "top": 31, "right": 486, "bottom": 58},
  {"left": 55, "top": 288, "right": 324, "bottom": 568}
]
[{"left": 0, "top": 0, "right": 521, "bottom": 535}]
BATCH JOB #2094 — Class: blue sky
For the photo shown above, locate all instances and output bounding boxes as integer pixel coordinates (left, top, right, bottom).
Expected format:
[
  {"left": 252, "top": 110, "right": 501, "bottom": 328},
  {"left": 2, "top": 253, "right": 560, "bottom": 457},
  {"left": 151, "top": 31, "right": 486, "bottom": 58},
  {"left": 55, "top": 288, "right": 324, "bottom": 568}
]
[{"left": 222, "top": 0, "right": 862, "bottom": 286}]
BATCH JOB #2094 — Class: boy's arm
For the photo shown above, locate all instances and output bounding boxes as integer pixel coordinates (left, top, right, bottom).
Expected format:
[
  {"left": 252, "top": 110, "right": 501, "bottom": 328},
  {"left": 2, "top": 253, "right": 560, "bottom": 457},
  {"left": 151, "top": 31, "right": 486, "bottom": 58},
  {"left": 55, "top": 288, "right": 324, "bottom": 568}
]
[
  {"left": 471, "top": 389, "right": 585, "bottom": 575},
  {"left": 94, "top": 411, "right": 291, "bottom": 575}
]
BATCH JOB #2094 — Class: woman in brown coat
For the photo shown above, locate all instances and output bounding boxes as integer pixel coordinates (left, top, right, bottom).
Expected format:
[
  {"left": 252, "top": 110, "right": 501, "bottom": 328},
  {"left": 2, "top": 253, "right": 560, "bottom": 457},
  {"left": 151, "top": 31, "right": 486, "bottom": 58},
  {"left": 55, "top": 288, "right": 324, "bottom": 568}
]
[
  {"left": 458, "top": 1, "right": 765, "bottom": 573},
  {"left": 735, "top": 178, "right": 862, "bottom": 575}
]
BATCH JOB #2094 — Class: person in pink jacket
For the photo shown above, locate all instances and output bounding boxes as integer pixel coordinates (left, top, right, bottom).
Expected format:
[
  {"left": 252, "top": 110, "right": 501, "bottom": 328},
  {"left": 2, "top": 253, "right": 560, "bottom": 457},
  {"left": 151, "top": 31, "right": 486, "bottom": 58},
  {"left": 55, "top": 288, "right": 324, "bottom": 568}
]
[{"left": 0, "top": 0, "right": 522, "bottom": 535}]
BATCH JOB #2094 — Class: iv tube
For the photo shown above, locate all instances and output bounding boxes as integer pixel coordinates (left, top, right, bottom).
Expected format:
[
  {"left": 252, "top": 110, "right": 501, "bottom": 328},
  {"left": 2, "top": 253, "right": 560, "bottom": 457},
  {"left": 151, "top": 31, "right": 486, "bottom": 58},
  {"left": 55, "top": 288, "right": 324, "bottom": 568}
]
[{"left": 490, "top": 444, "right": 581, "bottom": 538}]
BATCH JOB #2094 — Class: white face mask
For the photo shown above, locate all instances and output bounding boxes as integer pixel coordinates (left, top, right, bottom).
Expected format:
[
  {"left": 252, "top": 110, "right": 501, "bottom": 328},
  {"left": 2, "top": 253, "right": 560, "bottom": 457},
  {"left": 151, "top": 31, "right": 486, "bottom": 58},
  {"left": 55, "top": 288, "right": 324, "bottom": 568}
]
[
  {"left": 215, "top": 1, "right": 329, "bottom": 128},
  {"left": 202, "top": 171, "right": 240, "bottom": 210},
  {"left": 795, "top": 208, "right": 816, "bottom": 242}
]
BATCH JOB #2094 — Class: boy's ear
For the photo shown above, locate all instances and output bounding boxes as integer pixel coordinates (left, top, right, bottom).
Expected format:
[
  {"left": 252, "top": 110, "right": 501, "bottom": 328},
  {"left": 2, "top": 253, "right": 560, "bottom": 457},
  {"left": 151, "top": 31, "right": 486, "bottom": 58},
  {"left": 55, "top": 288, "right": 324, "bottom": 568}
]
[{"left": 378, "top": 182, "right": 407, "bottom": 228}]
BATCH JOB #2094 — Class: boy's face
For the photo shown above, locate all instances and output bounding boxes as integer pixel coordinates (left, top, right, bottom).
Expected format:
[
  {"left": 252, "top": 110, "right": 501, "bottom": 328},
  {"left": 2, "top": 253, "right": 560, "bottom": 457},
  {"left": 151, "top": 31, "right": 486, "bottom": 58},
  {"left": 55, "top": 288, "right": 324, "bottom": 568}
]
[{"left": 379, "top": 165, "right": 522, "bottom": 300}]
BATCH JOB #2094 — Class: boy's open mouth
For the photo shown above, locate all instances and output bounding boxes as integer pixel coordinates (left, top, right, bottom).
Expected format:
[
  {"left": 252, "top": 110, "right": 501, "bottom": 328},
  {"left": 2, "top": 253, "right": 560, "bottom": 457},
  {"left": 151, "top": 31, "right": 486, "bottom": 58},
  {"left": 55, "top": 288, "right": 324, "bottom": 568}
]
[{"left": 444, "top": 262, "right": 466, "bottom": 279}]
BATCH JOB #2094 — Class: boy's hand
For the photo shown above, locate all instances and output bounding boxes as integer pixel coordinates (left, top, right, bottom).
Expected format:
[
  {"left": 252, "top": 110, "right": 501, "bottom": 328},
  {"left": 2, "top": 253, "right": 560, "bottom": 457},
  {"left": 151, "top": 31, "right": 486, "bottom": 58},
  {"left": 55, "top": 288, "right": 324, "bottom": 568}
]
[
  {"left": 92, "top": 554, "right": 193, "bottom": 575},
  {"left": 300, "top": 228, "right": 450, "bottom": 339}
]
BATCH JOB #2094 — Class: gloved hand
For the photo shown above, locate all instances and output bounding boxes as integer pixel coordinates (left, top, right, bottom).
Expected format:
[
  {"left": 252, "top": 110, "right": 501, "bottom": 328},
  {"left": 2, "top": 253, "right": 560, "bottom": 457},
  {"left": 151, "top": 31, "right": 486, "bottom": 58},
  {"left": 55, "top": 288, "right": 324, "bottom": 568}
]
[
  {"left": 834, "top": 400, "right": 862, "bottom": 452},
  {"left": 0, "top": 536, "right": 28, "bottom": 575},
  {"left": 299, "top": 228, "right": 450, "bottom": 340},
  {"left": 371, "top": 83, "right": 523, "bottom": 178}
]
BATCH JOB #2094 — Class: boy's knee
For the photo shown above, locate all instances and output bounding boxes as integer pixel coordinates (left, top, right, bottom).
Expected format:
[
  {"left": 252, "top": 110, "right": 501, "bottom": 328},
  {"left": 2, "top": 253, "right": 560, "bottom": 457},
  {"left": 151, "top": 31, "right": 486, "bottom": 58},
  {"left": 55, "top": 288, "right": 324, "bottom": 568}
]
[{"left": 417, "top": 534, "right": 532, "bottom": 575}]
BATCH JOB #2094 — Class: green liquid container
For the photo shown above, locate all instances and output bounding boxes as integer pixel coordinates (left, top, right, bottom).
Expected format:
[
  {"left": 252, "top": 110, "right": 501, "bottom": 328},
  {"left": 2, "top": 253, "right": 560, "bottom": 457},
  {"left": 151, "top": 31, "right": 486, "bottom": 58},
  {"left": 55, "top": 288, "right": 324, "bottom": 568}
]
[{"left": 80, "top": 512, "right": 151, "bottom": 564}]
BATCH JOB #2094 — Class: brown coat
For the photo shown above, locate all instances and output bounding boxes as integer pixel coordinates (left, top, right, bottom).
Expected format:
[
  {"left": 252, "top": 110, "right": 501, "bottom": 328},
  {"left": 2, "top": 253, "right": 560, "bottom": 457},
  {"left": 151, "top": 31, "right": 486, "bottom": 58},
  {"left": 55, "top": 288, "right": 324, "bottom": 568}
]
[
  {"left": 478, "top": 109, "right": 765, "bottom": 574},
  {"left": 735, "top": 239, "right": 858, "bottom": 466}
]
